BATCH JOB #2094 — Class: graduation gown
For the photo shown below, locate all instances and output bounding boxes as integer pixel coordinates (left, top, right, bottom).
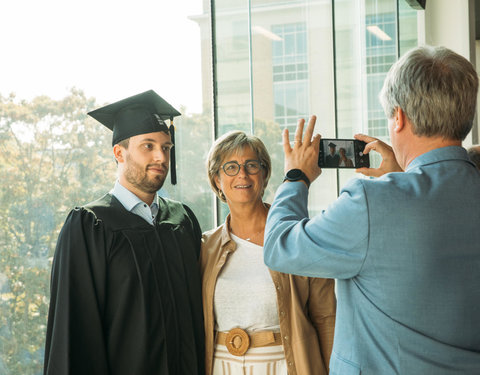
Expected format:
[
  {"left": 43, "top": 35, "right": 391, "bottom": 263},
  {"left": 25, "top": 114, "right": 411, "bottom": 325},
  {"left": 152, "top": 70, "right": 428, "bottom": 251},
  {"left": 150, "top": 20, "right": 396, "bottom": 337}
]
[{"left": 44, "top": 194, "right": 205, "bottom": 375}]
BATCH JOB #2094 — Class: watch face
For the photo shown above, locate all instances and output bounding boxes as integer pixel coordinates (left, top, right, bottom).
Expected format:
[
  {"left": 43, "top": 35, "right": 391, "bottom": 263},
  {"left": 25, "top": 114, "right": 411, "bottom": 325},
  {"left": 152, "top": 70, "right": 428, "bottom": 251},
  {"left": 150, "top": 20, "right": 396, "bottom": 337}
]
[
  {"left": 284, "top": 168, "right": 310, "bottom": 187},
  {"left": 287, "top": 169, "right": 302, "bottom": 180}
]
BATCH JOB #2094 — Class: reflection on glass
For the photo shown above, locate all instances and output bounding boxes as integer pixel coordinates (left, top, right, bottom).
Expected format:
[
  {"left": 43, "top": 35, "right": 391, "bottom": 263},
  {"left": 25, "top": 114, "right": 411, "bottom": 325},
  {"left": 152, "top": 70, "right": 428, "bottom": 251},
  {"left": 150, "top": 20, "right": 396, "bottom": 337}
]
[
  {"left": 399, "top": 0, "right": 419, "bottom": 56},
  {"left": 214, "top": 1, "right": 252, "bottom": 137},
  {"left": 335, "top": 0, "right": 417, "bottom": 188},
  {"left": 272, "top": 23, "right": 309, "bottom": 132},
  {"left": 250, "top": 0, "right": 337, "bottom": 215}
]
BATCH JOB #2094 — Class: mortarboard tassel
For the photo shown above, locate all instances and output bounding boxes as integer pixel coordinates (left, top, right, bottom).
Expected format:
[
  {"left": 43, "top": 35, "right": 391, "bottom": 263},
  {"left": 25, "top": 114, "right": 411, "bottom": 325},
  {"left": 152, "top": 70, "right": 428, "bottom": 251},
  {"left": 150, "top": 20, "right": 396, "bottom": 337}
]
[{"left": 169, "top": 118, "right": 177, "bottom": 185}]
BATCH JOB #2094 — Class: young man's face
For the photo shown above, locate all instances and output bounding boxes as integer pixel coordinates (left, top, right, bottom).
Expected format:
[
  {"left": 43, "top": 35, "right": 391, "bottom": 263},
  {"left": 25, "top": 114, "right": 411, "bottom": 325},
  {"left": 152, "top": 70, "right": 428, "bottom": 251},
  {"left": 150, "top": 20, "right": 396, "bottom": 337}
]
[
  {"left": 118, "top": 131, "right": 173, "bottom": 195},
  {"left": 329, "top": 146, "right": 336, "bottom": 155}
]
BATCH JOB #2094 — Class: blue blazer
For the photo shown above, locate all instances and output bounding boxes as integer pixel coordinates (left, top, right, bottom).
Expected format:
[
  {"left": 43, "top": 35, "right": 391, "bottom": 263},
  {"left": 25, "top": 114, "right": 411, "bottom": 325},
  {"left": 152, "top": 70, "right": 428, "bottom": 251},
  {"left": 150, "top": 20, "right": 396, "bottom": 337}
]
[{"left": 264, "top": 146, "right": 480, "bottom": 374}]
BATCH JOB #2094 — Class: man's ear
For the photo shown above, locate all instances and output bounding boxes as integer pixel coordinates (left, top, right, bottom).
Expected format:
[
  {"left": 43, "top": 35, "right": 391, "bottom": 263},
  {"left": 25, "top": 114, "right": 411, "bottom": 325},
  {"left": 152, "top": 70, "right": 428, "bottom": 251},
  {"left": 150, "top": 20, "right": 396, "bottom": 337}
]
[
  {"left": 394, "top": 107, "right": 406, "bottom": 133},
  {"left": 113, "top": 144, "right": 125, "bottom": 163}
]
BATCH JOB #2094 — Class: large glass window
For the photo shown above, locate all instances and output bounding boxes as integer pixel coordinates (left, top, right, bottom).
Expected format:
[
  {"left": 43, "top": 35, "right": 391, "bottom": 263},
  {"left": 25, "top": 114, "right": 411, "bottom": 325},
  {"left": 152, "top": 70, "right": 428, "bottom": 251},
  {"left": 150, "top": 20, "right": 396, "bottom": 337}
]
[
  {"left": 210, "top": 0, "right": 419, "bottom": 217},
  {"left": 272, "top": 22, "right": 309, "bottom": 132},
  {"left": 0, "top": 1, "right": 212, "bottom": 373},
  {"left": 365, "top": 10, "right": 397, "bottom": 137},
  {"left": 334, "top": 0, "right": 418, "bottom": 187},
  {"left": 213, "top": 1, "right": 252, "bottom": 136},
  {"left": 207, "top": 2, "right": 332, "bottom": 219}
]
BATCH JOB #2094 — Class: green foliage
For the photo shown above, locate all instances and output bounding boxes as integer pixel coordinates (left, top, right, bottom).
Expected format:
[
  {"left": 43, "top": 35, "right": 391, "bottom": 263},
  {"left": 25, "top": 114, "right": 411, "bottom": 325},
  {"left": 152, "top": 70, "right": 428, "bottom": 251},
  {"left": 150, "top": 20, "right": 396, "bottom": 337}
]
[{"left": 0, "top": 89, "right": 114, "bottom": 374}]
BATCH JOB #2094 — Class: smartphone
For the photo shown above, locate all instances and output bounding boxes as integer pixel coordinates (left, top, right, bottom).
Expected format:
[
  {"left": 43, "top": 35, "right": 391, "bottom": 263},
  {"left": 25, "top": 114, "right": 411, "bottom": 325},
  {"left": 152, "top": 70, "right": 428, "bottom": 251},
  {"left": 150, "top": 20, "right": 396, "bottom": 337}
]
[{"left": 318, "top": 138, "right": 370, "bottom": 168}]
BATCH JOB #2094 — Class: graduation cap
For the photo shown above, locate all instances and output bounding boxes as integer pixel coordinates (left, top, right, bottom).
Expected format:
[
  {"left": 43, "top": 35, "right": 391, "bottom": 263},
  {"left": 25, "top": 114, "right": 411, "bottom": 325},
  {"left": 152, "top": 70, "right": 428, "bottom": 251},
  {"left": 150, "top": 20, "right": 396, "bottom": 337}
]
[
  {"left": 328, "top": 142, "right": 337, "bottom": 148},
  {"left": 88, "top": 90, "right": 181, "bottom": 184}
]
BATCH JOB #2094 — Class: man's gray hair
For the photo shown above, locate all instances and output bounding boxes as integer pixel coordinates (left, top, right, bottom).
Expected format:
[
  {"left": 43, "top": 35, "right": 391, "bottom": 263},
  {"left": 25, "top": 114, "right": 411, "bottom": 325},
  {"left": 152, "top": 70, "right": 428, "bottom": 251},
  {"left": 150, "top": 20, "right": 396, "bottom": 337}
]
[{"left": 379, "top": 45, "right": 478, "bottom": 140}]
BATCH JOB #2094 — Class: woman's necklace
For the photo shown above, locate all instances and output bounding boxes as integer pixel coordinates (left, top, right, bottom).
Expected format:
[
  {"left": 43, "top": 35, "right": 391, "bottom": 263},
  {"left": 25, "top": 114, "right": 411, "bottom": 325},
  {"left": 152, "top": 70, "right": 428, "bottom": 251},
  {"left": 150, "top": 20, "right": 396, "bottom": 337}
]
[
  {"left": 229, "top": 224, "right": 264, "bottom": 242},
  {"left": 245, "top": 228, "right": 264, "bottom": 241},
  {"left": 230, "top": 203, "right": 268, "bottom": 242}
]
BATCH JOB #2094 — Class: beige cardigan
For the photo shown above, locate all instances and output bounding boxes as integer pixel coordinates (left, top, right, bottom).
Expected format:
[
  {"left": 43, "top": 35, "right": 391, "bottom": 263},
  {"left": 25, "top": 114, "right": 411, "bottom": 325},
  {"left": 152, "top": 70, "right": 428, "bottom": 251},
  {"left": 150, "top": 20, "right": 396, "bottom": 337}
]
[{"left": 200, "top": 215, "right": 336, "bottom": 375}]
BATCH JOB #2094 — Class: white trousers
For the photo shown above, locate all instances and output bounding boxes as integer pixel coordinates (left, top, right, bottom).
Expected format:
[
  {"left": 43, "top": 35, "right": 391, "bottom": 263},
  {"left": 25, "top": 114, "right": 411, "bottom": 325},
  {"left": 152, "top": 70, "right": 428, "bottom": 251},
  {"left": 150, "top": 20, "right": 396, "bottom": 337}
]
[{"left": 212, "top": 344, "right": 288, "bottom": 375}]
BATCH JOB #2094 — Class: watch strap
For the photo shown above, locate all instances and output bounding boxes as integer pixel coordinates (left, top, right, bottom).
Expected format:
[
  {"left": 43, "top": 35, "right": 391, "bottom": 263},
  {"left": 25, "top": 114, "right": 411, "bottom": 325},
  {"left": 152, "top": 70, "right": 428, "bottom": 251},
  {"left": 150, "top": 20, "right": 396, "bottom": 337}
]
[{"left": 283, "top": 169, "right": 310, "bottom": 188}]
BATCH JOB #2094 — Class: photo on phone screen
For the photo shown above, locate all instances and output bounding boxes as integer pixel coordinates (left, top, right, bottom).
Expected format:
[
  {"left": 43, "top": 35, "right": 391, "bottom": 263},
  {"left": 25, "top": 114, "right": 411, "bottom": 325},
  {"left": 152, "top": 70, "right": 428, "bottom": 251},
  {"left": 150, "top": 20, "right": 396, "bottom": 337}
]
[{"left": 318, "top": 138, "right": 370, "bottom": 169}]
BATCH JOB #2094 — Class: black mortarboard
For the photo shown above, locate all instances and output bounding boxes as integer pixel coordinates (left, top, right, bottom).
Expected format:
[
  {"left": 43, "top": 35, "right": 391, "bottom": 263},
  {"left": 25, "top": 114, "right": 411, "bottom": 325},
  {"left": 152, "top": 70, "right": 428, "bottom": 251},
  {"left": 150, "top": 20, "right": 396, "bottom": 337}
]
[
  {"left": 328, "top": 142, "right": 337, "bottom": 148},
  {"left": 88, "top": 90, "right": 181, "bottom": 184}
]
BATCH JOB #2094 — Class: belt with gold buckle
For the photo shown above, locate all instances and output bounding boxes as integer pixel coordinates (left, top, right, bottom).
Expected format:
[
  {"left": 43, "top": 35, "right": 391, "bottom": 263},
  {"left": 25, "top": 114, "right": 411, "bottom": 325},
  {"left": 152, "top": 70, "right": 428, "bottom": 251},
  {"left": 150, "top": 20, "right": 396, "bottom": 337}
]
[{"left": 215, "top": 328, "right": 282, "bottom": 356}]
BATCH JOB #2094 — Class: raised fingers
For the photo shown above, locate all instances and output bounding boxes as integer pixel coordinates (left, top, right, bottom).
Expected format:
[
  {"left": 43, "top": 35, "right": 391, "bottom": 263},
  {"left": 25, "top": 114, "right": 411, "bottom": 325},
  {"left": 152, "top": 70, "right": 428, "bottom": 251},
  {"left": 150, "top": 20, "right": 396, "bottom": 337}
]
[
  {"left": 283, "top": 128, "right": 292, "bottom": 154},
  {"left": 303, "top": 115, "right": 317, "bottom": 145},
  {"left": 294, "top": 118, "right": 305, "bottom": 145}
]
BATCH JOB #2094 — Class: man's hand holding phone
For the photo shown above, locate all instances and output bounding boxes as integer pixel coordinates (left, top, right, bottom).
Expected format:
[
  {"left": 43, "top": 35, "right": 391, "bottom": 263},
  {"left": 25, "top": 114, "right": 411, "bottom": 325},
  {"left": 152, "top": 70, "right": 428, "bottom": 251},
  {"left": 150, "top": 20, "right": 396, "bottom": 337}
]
[
  {"left": 354, "top": 134, "right": 403, "bottom": 177},
  {"left": 284, "top": 117, "right": 403, "bottom": 183}
]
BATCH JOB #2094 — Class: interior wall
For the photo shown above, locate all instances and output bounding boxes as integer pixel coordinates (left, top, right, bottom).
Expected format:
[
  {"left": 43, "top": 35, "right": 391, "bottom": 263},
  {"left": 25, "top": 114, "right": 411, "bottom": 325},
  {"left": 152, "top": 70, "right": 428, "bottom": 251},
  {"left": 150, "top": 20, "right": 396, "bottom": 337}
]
[{"left": 419, "top": 0, "right": 478, "bottom": 145}]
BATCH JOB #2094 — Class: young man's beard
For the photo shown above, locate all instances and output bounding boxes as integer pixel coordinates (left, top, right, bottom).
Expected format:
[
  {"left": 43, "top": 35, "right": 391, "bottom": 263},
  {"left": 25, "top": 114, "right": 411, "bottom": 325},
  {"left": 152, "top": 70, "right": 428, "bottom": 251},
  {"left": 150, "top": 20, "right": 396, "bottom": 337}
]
[{"left": 124, "top": 154, "right": 168, "bottom": 194}]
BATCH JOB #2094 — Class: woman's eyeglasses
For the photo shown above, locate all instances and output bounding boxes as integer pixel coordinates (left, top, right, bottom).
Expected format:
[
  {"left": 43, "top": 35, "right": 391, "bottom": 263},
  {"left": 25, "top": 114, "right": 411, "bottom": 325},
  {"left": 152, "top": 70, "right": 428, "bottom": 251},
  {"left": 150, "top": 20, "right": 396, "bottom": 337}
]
[{"left": 221, "top": 160, "right": 263, "bottom": 176}]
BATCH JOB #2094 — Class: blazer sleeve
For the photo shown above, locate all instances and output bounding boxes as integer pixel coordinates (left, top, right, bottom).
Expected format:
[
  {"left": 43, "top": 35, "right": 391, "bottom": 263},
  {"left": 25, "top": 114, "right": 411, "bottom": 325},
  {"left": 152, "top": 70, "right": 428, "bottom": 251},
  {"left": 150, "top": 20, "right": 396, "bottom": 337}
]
[
  {"left": 264, "top": 179, "right": 369, "bottom": 279},
  {"left": 308, "top": 277, "right": 336, "bottom": 370},
  {"left": 44, "top": 208, "right": 109, "bottom": 375}
]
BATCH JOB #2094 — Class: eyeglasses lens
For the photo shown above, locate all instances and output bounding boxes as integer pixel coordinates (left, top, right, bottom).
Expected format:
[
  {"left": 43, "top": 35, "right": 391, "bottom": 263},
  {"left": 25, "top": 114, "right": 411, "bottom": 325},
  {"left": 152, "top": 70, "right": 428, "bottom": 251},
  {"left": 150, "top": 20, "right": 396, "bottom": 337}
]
[{"left": 223, "top": 161, "right": 261, "bottom": 176}]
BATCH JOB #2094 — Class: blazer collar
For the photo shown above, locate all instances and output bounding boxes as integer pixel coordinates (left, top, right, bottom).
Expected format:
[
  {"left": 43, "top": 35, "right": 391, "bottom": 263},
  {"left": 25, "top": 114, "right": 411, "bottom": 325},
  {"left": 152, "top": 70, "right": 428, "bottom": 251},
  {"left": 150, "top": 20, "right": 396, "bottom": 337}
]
[{"left": 406, "top": 146, "right": 475, "bottom": 172}]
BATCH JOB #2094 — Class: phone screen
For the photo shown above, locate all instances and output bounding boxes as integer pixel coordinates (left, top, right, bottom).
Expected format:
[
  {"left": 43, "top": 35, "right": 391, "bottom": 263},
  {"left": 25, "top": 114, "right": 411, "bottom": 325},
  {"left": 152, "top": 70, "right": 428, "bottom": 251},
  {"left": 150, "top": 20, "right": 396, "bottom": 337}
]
[{"left": 318, "top": 138, "right": 370, "bottom": 169}]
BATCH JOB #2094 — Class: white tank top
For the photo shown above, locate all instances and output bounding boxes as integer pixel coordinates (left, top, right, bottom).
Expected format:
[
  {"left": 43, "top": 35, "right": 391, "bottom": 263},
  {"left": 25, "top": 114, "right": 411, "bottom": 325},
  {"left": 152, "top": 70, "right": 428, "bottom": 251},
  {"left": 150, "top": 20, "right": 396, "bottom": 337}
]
[{"left": 214, "top": 234, "right": 280, "bottom": 332}]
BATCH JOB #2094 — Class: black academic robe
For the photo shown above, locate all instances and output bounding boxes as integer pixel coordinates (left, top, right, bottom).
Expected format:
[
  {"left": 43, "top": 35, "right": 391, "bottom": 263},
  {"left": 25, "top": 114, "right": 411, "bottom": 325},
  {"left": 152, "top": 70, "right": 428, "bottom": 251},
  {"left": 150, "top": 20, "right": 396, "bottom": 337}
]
[
  {"left": 44, "top": 194, "right": 205, "bottom": 375},
  {"left": 325, "top": 153, "right": 340, "bottom": 167}
]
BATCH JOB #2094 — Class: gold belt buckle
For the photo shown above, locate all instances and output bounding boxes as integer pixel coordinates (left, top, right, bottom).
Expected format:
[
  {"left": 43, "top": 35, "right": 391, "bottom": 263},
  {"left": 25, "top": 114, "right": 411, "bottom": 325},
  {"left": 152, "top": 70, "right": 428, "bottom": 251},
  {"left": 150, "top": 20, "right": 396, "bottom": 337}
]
[{"left": 225, "top": 328, "right": 250, "bottom": 356}]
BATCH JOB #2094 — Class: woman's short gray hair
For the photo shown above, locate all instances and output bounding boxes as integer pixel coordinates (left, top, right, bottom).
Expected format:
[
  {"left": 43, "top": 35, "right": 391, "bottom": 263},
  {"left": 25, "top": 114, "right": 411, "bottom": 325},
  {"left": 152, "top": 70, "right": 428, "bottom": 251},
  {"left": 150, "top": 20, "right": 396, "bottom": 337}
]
[
  {"left": 379, "top": 45, "right": 478, "bottom": 140},
  {"left": 206, "top": 131, "right": 272, "bottom": 202}
]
